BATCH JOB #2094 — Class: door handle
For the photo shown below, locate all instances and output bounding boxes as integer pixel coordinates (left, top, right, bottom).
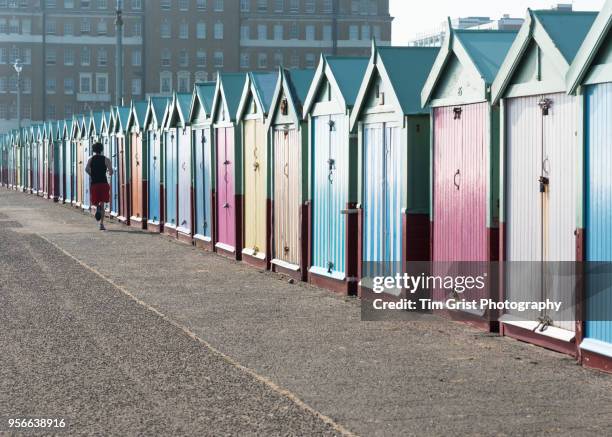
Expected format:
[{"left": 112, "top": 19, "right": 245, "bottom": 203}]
[
  {"left": 284, "top": 163, "right": 289, "bottom": 177},
  {"left": 453, "top": 169, "right": 461, "bottom": 190},
  {"left": 223, "top": 202, "right": 229, "bottom": 209}
]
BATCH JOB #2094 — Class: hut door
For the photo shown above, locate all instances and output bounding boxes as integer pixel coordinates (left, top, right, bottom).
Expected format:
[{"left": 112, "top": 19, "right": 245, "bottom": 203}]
[
  {"left": 243, "top": 120, "right": 266, "bottom": 254},
  {"left": 83, "top": 141, "right": 91, "bottom": 208},
  {"left": 178, "top": 128, "right": 191, "bottom": 233},
  {"left": 194, "top": 128, "right": 212, "bottom": 238},
  {"left": 165, "top": 131, "right": 177, "bottom": 226},
  {"left": 148, "top": 132, "right": 160, "bottom": 222},
  {"left": 131, "top": 133, "right": 141, "bottom": 219},
  {"left": 586, "top": 83, "right": 612, "bottom": 345},
  {"left": 274, "top": 127, "right": 301, "bottom": 266},
  {"left": 111, "top": 138, "right": 119, "bottom": 214},
  {"left": 362, "top": 123, "right": 402, "bottom": 277},
  {"left": 506, "top": 94, "right": 577, "bottom": 331},
  {"left": 216, "top": 127, "right": 236, "bottom": 248}
]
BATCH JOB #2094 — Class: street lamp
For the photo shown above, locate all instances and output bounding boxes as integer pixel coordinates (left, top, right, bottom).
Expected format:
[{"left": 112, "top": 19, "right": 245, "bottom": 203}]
[
  {"left": 13, "top": 58, "right": 23, "bottom": 132},
  {"left": 115, "top": 0, "right": 124, "bottom": 106}
]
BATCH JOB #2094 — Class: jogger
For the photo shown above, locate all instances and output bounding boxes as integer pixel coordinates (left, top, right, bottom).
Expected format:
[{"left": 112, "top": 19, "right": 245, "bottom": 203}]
[{"left": 85, "top": 142, "right": 113, "bottom": 231}]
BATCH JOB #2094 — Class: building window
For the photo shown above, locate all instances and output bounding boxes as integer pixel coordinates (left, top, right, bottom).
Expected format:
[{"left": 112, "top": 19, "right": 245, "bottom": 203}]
[
  {"left": 305, "top": 25, "right": 315, "bottom": 40},
  {"left": 64, "top": 48, "right": 75, "bottom": 65},
  {"left": 361, "top": 24, "right": 370, "bottom": 40},
  {"left": 64, "top": 77, "right": 75, "bottom": 95},
  {"left": 96, "top": 74, "right": 108, "bottom": 94},
  {"left": 46, "top": 48, "right": 57, "bottom": 65},
  {"left": 45, "top": 20, "right": 57, "bottom": 34},
  {"left": 64, "top": 22, "right": 74, "bottom": 35},
  {"left": 197, "top": 21, "right": 206, "bottom": 39},
  {"left": 0, "top": 48, "right": 7, "bottom": 64},
  {"left": 81, "top": 18, "right": 91, "bottom": 34},
  {"left": 45, "top": 0, "right": 57, "bottom": 8},
  {"left": 196, "top": 0, "right": 206, "bottom": 10},
  {"left": 81, "top": 47, "right": 91, "bottom": 65},
  {"left": 373, "top": 25, "right": 381, "bottom": 40},
  {"left": 160, "top": 72, "right": 172, "bottom": 94},
  {"left": 305, "top": 53, "right": 315, "bottom": 68},
  {"left": 22, "top": 19, "right": 31, "bottom": 34},
  {"left": 274, "top": 0, "right": 283, "bottom": 12},
  {"left": 196, "top": 50, "right": 207, "bottom": 67},
  {"left": 289, "top": 22, "right": 298, "bottom": 39},
  {"left": 97, "top": 48, "right": 108, "bottom": 66},
  {"left": 160, "top": 0, "right": 170, "bottom": 10},
  {"left": 131, "top": 49, "right": 141, "bottom": 67},
  {"left": 0, "top": 77, "right": 7, "bottom": 93},
  {"left": 131, "top": 77, "right": 142, "bottom": 96},
  {"left": 161, "top": 49, "right": 171, "bottom": 67},
  {"left": 195, "top": 71, "right": 207, "bottom": 83},
  {"left": 133, "top": 22, "right": 142, "bottom": 37},
  {"left": 46, "top": 77, "right": 57, "bottom": 94},
  {"left": 289, "top": 0, "right": 298, "bottom": 12},
  {"left": 257, "top": 0, "right": 267, "bottom": 11},
  {"left": 178, "top": 0, "right": 188, "bottom": 10},
  {"left": 273, "top": 52, "right": 283, "bottom": 67},
  {"left": 351, "top": 0, "right": 359, "bottom": 14},
  {"left": 273, "top": 24, "right": 282, "bottom": 40},
  {"left": 65, "top": 0, "right": 75, "bottom": 7},
  {"left": 214, "top": 21, "right": 223, "bottom": 39},
  {"left": 22, "top": 48, "right": 32, "bottom": 65},
  {"left": 240, "top": 25, "right": 249, "bottom": 40},
  {"left": 213, "top": 51, "right": 223, "bottom": 67},
  {"left": 97, "top": 20, "right": 107, "bottom": 35},
  {"left": 258, "top": 53, "right": 267, "bottom": 68},
  {"left": 305, "top": 0, "right": 314, "bottom": 12},
  {"left": 322, "top": 0, "right": 332, "bottom": 13},
  {"left": 131, "top": 0, "right": 142, "bottom": 10},
  {"left": 369, "top": 0, "right": 378, "bottom": 14},
  {"left": 46, "top": 104, "right": 56, "bottom": 120},
  {"left": 214, "top": 0, "right": 223, "bottom": 11},
  {"left": 64, "top": 104, "right": 73, "bottom": 118},
  {"left": 179, "top": 49, "right": 189, "bottom": 67},
  {"left": 97, "top": 0, "right": 107, "bottom": 9},
  {"left": 240, "top": 0, "right": 249, "bottom": 11},
  {"left": 257, "top": 24, "right": 267, "bottom": 40},
  {"left": 240, "top": 53, "right": 249, "bottom": 69},
  {"left": 323, "top": 25, "right": 332, "bottom": 40},
  {"left": 349, "top": 25, "right": 358, "bottom": 40},
  {"left": 22, "top": 77, "right": 31, "bottom": 94},
  {"left": 80, "top": 73, "right": 92, "bottom": 93},
  {"left": 179, "top": 21, "right": 188, "bottom": 39},
  {"left": 0, "top": 104, "right": 6, "bottom": 119},
  {"left": 161, "top": 20, "right": 171, "bottom": 38},
  {"left": 290, "top": 53, "right": 299, "bottom": 67},
  {"left": 81, "top": 0, "right": 91, "bottom": 8},
  {"left": 177, "top": 72, "right": 190, "bottom": 93}
]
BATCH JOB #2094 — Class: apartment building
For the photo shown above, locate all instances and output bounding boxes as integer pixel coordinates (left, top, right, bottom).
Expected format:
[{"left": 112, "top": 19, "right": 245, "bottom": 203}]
[{"left": 0, "top": 0, "right": 392, "bottom": 130}]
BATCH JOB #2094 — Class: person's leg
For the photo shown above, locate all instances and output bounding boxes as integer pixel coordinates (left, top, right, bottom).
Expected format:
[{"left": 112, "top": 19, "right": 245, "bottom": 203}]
[{"left": 99, "top": 202, "right": 105, "bottom": 225}]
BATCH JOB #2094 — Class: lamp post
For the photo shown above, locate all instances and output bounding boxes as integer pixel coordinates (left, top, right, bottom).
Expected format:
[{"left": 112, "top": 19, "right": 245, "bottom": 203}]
[
  {"left": 115, "top": 0, "right": 124, "bottom": 106},
  {"left": 13, "top": 58, "right": 23, "bottom": 132}
]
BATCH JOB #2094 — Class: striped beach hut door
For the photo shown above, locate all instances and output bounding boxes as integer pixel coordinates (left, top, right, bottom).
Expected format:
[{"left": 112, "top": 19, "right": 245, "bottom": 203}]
[
  {"left": 243, "top": 120, "right": 267, "bottom": 255},
  {"left": 586, "top": 83, "right": 612, "bottom": 347},
  {"left": 177, "top": 129, "right": 191, "bottom": 233},
  {"left": 273, "top": 127, "right": 301, "bottom": 266},
  {"left": 216, "top": 127, "right": 236, "bottom": 249},
  {"left": 148, "top": 131, "right": 161, "bottom": 223},
  {"left": 506, "top": 93, "right": 577, "bottom": 332},
  {"left": 165, "top": 131, "right": 177, "bottom": 227},
  {"left": 83, "top": 140, "right": 91, "bottom": 209},
  {"left": 111, "top": 137, "right": 119, "bottom": 214},
  {"left": 194, "top": 128, "right": 212, "bottom": 239},
  {"left": 312, "top": 114, "right": 347, "bottom": 278},
  {"left": 362, "top": 123, "right": 402, "bottom": 278}
]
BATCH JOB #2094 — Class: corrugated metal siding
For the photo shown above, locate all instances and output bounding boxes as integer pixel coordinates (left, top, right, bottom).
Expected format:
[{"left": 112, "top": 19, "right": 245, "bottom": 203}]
[
  {"left": 131, "top": 133, "right": 142, "bottom": 218},
  {"left": 312, "top": 114, "right": 348, "bottom": 277},
  {"left": 586, "top": 83, "right": 612, "bottom": 344},
  {"left": 273, "top": 127, "right": 301, "bottom": 266},
  {"left": 164, "top": 131, "right": 177, "bottom": 226},
  {"left": 65, "top": 139, "right": 72, "bottom": 202},
  {"left": 505, "top": 93, "right": 578, "bottom": 331},
  {"left": 243, "top": 119, "right": 267, "bottom": 254},
  {"left": 194, "top": 127, "right": 212, "bottom": 238},
  {"left": 77, "top": 141, "right": 84, "bottom": 204},
  {"left": 362, "top": 123, "right": 402, "bottom": 276},
  {"left": 216, "top": 127, "right": 236, "bottom": 248},
  {"left": 177, "top": 128, "right": 192, "bottom": 232},
  {"left": 110, "top": 136, "right": 119, "bottom": 214},
  {"left": 433, "top": 103, "right": 488, "bottom": 262},
  {"left": 83, "top": 140, "right": 91, "bottom": 209},
  {"left": 118, "top": 137, "right": 129, "bottom": 219},
  {"left": 148, "top": 131, "right": 161, "bottom": 223}
]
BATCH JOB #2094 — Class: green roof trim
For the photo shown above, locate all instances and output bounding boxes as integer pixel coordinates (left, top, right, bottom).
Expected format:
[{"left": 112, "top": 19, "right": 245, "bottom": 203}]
[
  {"left": 454, "top": 30, "right": 518, "bottom": 83},
  {"left": 251, "top": 71, "right": 278, "bottom": 113},
  {"left": 326, "top": 56, "right": 369, "bottom": 106}
]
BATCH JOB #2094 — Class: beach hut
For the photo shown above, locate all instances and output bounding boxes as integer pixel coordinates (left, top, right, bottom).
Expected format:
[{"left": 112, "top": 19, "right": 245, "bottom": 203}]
[
  {"left": 47, "top": 121, "right": 59, "bottom": 201},
  {"left": 566, "top": 0, "right": 612, "bottom": 371},
  {"left": 302, "top": 55, "right": 368, "bottom": 294},
  {"left": 492, "top": 9, "right": 597, "bottom": 354},
  {"left": 350, "top": 45, "right": 438, "bottom": 295},
  {"left": 421, "top": 24, "right": 517, "bottom": 330},
  {"left": 71, "top": 116, "right": 84, "bottom": 207},
  {"left": 210, "top": 72, "right": 247, "bottom": 259},
  {"left": 266, "top": 68, "right": 315, "bottom": 280},
  {"left": 161, "top": 98, "right": 179, "bottom": 237},
  {"left": 189, "top": 83, "right": 216, "bottom": 249},
  {"left": 108, "top": 109, "right": 121, "bottom": 218},
  {"left": 127, "top": 101, "right": 149, "bottom": 229},
  {"left": 115, "top": 105, "right": 132, "bottom": 224},
  {"left": 236, "top": 71, "right": 278, "bottom": 268},
  {"left": 81, "top": 114, "right": 93, "bottom": 212},
  {"left": 41, "top": 124, "right": 49, "bottom": 198},
  {"left": 166, "top": 92, "right": 194, "bottom": 243},
  {"left": 98, "top": 110, "right": 112, "bottom": 214},
  {"left": 143, "top": 97, "right": 170, "bottom": 233}
]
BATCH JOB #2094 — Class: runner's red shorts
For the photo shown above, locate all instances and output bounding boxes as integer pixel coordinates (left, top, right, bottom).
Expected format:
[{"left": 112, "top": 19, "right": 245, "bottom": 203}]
[{"left": 90, "top": 183, "right": 110, "bottom": 204}]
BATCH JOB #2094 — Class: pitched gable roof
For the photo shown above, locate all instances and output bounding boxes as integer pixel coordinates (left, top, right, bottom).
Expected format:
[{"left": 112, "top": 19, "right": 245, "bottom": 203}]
[
  {"left": 567, "top": 0, "right": 612, "bottom": 92},
  {"left": 236, "top": 71, "right": 278, "bottom": 120},
  {"left": 212, "top": 72, "right": 247, "bottom": 122}
]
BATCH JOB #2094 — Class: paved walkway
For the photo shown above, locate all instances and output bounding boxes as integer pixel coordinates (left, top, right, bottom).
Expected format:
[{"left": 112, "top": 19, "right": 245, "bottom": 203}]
[{"left": 1, "top": 188, "right": 611, "bottom": 436}]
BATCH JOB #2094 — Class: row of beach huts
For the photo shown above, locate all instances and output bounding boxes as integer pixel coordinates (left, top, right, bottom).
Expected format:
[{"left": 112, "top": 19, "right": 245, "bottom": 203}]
[{"left": 1, "top": 4, "right": 612, "bottom": 373}]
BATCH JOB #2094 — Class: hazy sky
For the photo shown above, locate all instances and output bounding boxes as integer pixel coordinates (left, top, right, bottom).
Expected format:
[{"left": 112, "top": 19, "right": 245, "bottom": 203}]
[{"left": 390, "top": 0, "right": 606, "bottom": 44}]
